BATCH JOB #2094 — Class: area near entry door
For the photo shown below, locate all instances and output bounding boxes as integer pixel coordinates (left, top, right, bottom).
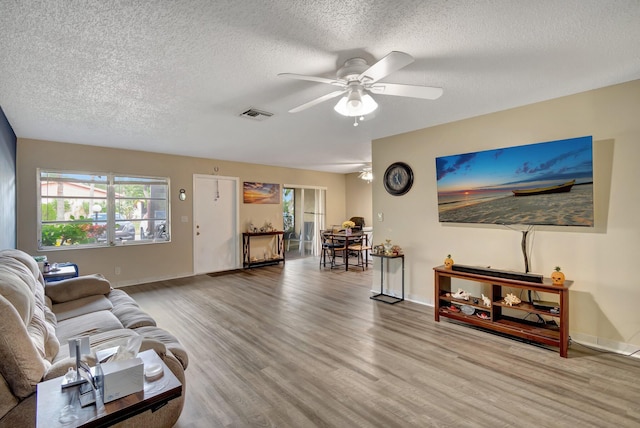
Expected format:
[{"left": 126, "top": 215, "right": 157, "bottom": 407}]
[{"left": 193, "top": 174, "right": 240, "bottom": 274}]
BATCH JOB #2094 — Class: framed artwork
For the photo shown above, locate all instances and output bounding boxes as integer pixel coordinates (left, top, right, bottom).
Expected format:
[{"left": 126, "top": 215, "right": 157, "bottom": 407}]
[
  {"left": 435, "top": 136, "right": 594, "bottom": 226},
  {"left": 243, "top": 182, "right": 281, "bottom": 204}
]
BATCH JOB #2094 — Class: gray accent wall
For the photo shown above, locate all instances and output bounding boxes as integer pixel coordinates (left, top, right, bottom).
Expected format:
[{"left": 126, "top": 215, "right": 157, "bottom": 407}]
[{"left": 0, "top": 106, "right": 17, "bottom": 249}]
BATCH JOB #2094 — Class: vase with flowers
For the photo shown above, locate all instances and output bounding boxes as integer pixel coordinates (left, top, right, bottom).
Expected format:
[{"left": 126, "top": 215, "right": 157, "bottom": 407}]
[{"left": 342, "top": 220, "right": 355, "bottom": 235}]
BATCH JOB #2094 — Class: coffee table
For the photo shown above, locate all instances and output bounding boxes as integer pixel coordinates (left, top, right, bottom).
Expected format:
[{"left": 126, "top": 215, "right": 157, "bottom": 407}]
[{"left": 36, "top": 350, "right": 182, "bottom": 427}]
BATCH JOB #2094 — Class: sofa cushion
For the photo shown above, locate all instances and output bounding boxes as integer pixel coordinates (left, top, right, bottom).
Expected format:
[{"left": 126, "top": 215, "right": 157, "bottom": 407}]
[
  {"left": 53, "top": 295, "right": 113, "bottom": 322},
  {"left": 51, "top": 328, "right": 139, "bottom": 364},
  {"left": 107, "top": 289, "right": 140, "bottom": 307},
  {"left": 27, "top": 302, "right": 59, "bottom": 364},
  {"left": 0, "top": 260, "right": 36, "bottom": 325},
  {"left": 45, "top": 274, "right": 111, "bottom": 304},
  {"left": 134, "top": 326, "right": 189, "bottom": 370},
  {"left": 108, "top": 289, "right": 154, "bottom": 327},
  {"left": 55, "top": 310, "right": 124, "bottom": 344},
  {"left": 111, "top": 304, "right": 157, "bottom": 329},
  {"left": 0, "top": 378, "right": 20, "bottom": 423},
  {"left": 0, "top": 250, "right": 43, "bottom": 284},
  {"left": 27, "top": 275, "right": 59, "bottom": 364},
  {"left": 0, "top": 296, "right": 46, "bottom": 399}
]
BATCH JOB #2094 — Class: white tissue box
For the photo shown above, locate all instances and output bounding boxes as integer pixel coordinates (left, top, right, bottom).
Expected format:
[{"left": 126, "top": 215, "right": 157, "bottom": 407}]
[{"left": 101, "top": 357, "right": 144, "bottom": 403}]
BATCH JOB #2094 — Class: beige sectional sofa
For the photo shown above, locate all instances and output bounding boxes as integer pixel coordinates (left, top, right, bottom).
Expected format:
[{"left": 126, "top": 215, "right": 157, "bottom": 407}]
[{"left": 0, "top": 249, "right": 188, "bottom": 427}]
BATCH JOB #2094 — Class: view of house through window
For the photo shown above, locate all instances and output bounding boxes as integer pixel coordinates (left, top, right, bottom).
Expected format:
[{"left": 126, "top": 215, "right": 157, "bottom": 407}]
[
  {"left": 283, "top": 187, "right": 295, "bottom": 233},
  {"left": 38, "top": 170, "right": 170, "bottom": 249}
]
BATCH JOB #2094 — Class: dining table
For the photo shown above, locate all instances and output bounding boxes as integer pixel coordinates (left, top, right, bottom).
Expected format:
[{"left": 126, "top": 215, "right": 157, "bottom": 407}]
[{"left": 326, "top": 230, "right": 367, "bottom": 271}]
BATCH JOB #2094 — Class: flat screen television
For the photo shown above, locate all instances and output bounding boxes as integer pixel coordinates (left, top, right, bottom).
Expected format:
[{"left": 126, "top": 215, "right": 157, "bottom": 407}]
[{"left": 435, "top": 136, "right": 594, "bottom": 227}]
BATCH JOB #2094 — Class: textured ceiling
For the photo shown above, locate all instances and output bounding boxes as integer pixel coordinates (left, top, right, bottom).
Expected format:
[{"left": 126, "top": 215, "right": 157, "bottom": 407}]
[{"left": 1, "top": 1, "right": 639, "bottom": 173}]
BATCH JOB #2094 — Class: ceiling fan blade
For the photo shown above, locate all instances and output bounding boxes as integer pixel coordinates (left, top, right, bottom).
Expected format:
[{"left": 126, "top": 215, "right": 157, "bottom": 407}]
[
  {"left": 369, "top": 83, "right": 443, "bottom": 100},
  {"left": 357, "top": 51, "right": 414, "bottom": 84},
  {"left": 288, "top": 89, "right": 347, "bottom": 113},
  {"left": 278, "top": 73, "right": 345, "bottom": 87}
]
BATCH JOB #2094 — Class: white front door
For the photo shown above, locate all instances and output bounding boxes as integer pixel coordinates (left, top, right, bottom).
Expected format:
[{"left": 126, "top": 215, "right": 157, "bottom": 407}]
[{"left": 193, "top": 174, "right": 240, "bottom": 274}]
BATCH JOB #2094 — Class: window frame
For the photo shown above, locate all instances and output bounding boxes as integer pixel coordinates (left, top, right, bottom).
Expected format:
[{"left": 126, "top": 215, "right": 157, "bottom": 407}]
[{"left": 37, "top": 169, "right": 171, "bottom": 250}]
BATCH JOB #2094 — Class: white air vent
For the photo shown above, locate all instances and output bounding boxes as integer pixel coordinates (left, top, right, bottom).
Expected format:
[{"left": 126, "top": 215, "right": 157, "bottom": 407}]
[{"left": 239, "top": 108, "right": 273, "bottom": 121}]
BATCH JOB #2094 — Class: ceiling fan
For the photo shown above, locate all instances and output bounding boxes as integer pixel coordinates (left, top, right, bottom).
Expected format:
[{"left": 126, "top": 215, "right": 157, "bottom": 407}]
[
  {"left": 358, "top": 166, "right": 373, "bottom": 183},
  {"left": 278, "top": 51, "right": 443, "bottom": 118}
]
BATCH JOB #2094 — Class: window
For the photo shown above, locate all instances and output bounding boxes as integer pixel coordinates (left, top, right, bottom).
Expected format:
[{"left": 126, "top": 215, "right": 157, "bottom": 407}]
[
  {"left": 38, "top": 170, "right": 170, "bottom": 249},
  {"left": 282, "top": 187, "right": 295, "bottom": 233}
]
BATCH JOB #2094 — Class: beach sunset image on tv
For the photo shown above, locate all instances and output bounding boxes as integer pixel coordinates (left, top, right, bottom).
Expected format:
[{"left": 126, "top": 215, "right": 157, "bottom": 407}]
[{"left": 435, "top": 136, "right": 594, "bottom": 226}]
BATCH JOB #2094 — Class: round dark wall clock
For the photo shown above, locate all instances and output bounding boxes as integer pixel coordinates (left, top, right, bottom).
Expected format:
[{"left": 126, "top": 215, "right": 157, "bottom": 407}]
[{"left": 383, "top": 162, "right": 414, "bottom": 196}]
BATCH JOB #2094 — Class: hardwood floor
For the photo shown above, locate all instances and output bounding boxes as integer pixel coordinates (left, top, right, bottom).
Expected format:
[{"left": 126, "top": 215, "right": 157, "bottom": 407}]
[{"left": 127, "top": 257, "right": 640, "bottom": 428}]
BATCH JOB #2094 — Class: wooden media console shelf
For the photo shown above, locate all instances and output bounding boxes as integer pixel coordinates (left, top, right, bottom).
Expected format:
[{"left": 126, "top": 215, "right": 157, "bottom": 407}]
[{"left": 434, "top": 265, "right": 571, "bottom": 357}]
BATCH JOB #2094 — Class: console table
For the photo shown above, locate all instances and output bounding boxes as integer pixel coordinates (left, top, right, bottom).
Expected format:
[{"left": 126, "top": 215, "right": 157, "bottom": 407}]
[
  {"left": 242, "top": 231, "right": 285, "bottom": 268},
  {"left": 434, "top": 265, "right": 570, "bottom": 357},
  {"left": 370, "top": 253, "right": 404, "bottom": 304}
]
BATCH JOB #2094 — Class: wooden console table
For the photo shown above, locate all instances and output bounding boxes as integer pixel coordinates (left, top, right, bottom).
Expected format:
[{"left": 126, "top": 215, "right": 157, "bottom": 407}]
[
  {"left": 434, "top": 265, "right": 570, "bottom": 357},
  {"left": 242, "top": 231, "right": 285, "bottom": 268}
]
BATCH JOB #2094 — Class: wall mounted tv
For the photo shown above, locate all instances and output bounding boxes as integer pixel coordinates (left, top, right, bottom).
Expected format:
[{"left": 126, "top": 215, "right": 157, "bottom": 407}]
[{"left": 435, "top": 136, "right": 594, "bottom": 227}]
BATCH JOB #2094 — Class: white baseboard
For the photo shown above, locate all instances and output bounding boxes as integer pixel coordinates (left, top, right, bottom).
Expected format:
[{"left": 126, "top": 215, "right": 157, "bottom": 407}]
[
  {"left": 569, "top": 332, "right": 640, "bottom": 359},
  {"left": 112, "top": 272, "right": 195, "bottom": 288}
]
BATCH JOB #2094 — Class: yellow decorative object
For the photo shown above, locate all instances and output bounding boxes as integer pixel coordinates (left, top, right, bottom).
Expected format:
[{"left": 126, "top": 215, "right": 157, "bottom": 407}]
[
  {"left": 444, "top": 254, "right": 454, "bottom": 269},
  {"left": 342, "top": 220, "right": 355, "bottom": 229},
  {"left": 551, "top": 266, "right": 565, "bottom": 285}
]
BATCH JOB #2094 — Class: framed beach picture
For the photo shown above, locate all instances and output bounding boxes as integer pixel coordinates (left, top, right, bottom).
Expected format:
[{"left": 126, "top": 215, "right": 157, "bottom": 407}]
[
  {"left": 243, "top": 182, "right": 281, "bottom": 204},
  {"left": 435, "top": 136, "right": 594, "bottom": 227}
]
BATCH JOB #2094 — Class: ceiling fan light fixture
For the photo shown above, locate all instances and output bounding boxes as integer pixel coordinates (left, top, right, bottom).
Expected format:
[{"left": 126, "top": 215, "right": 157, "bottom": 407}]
[
  {"left": 359, "top": 167, "right": 373, "bottom": 183},
  {"left": 334, "top": 92, "right": 378, "bottom": 117},
  {"left": 347, "top": 90, "right": 362, "bottom": 110}
]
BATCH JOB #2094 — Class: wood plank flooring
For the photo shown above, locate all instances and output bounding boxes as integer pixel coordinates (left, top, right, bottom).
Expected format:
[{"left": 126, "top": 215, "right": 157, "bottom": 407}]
[{"left": 126, "top": 257, "right": 640, "bottom": 428}]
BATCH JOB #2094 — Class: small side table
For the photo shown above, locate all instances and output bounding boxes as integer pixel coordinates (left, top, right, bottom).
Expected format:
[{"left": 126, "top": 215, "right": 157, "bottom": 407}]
[
  {"left": 370, "top": 253, "right": 405, "bottom": 304},
  {"left": 43, "top": 263, "right": 79, "bottom": 283},
  {"left": 36, "top": 350, "right": 182, "bottom": 427}
]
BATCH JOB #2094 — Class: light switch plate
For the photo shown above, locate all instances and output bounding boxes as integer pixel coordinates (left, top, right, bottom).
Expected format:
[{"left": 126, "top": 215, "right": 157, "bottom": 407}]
[{"left": 377, "top": 212, "right": 384, "bottom": 222}]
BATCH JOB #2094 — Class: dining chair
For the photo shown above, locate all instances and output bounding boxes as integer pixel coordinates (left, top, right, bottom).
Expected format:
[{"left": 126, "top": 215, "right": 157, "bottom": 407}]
[
  {"left": 319, "top": 230, "right": 346, "bottom": 269},
  {"left": 347, "top": 234, "right": 371, "bottom": 270},
  {"left": 284, "top": 230, "right": 299, "bottom": 251},
  {"left": 349, "top": 216, "right": 365, "bottom": 231}
]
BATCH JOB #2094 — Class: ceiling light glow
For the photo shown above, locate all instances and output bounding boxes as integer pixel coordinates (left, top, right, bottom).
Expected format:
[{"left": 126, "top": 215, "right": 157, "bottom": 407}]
[{"left": 334, "top": 92, "right": 378, "bottom": 117}]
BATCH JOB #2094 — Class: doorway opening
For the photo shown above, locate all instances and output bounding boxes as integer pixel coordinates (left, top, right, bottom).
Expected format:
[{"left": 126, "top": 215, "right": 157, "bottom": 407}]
[{"left": 282, "top": 186, "right": 326, "bottom": 260}]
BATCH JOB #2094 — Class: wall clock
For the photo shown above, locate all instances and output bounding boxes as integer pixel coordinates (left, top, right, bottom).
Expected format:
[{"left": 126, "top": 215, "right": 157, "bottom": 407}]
[{"left": 383, "top": 162, "right": 414, "bottom": 196}]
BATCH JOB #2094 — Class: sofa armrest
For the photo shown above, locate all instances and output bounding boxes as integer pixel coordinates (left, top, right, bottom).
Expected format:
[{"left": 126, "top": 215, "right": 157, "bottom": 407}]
[{"left": 45, "top": 274, "right": 111, "bottom": 304}]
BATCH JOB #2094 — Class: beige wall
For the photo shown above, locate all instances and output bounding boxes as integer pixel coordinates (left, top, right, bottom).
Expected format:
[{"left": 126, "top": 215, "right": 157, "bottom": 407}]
[
  {"left": 17, "top": 139, "right": 347, "bottom": 286},
  {"left": 346, "top": 172, "right": 373, "bottom": 227},
  {"left": 372, "top": 79, "right": 640, "bottom": 352}
]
